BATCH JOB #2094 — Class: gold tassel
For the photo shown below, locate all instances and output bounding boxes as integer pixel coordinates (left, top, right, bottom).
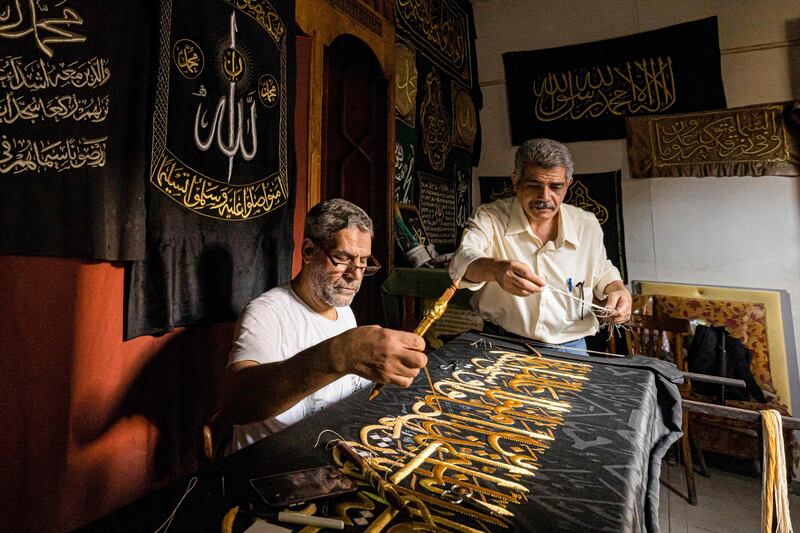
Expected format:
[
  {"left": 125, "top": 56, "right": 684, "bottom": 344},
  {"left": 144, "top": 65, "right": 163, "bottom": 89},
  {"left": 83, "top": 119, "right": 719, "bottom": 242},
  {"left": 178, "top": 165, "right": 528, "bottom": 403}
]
[{"left": 760, "top": 409, "right": 794, "bottom": 533}]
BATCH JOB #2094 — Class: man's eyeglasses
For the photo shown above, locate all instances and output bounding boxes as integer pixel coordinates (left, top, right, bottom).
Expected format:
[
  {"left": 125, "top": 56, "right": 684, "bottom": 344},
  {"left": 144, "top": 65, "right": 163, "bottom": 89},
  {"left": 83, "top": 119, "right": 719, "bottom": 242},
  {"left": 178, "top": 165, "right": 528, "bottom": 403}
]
[{"left": 320, "top": 247, "right": 382, "bottom": 276}]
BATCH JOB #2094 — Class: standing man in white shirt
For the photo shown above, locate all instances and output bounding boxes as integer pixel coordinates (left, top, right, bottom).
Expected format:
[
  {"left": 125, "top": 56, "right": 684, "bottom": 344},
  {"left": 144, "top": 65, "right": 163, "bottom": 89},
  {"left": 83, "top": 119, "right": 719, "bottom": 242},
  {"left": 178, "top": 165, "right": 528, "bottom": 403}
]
[
  {"left": 449, "top": 138, "right": 631, "bottom": 354},
  {"left": 222, "top": 199, "right": 427, "bottom": 451}
]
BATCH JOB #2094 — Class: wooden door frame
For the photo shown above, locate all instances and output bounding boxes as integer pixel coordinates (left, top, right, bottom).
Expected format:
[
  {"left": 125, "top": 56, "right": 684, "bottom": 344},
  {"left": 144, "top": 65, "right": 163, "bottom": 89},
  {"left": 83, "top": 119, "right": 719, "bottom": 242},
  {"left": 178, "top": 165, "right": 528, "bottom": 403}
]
[{"left": 296, "top": 0, "right": 396, "bottom": 267}]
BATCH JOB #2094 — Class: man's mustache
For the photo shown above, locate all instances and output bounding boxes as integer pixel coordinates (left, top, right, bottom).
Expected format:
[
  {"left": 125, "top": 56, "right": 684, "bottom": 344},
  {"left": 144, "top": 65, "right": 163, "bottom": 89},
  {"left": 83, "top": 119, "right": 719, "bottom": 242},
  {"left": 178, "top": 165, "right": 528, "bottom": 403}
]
[{"left": 530, "top": 201, "right": 555, "bottom": 210}]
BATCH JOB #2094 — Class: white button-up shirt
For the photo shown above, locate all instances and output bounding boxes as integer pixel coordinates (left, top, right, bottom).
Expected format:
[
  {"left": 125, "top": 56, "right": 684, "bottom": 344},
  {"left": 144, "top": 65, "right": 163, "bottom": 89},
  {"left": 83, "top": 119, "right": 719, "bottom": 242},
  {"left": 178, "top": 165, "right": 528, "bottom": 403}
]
[{"left": 449, "top": 197, "right": 622, "bottom": 344}]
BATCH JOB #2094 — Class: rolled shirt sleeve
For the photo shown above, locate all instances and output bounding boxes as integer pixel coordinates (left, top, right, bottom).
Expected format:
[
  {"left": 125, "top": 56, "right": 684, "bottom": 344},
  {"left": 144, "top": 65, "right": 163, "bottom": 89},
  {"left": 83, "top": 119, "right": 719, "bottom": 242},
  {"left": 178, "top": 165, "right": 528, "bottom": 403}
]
[{"left": 593, "top": 258, "right": 623, "bottom": 300}]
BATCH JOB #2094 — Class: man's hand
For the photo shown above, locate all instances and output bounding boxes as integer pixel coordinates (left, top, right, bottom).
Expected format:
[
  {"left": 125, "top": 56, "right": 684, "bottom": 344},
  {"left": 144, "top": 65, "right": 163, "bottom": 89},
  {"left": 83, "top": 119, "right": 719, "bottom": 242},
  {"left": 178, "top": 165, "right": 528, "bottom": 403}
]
[
  {"left": 330, "top": 325, "right": 427, "bottom": 387},
  {"left": 604, "top": 282, "right": 632, "bottom": 324},
  {"left": 491, "top": 260, "right": 546, "bottom": 296}
]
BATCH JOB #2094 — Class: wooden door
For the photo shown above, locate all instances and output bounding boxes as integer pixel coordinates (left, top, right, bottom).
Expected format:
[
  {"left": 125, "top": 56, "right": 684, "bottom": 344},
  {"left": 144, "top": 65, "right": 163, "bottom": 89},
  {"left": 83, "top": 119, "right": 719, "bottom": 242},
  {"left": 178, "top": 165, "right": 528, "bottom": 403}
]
[{"left": 322, "top": 35, "right": 388, "bottom": 326}]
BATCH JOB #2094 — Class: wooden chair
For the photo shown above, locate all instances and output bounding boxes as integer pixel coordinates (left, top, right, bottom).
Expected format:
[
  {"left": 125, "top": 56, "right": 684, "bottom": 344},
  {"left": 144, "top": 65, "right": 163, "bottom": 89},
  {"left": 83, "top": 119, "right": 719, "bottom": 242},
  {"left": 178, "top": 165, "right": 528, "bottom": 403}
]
[
  {"left": 201, "top": 411, "right": 233, "bottom": 464},
  {"left": 607, "top": 294, "right": 653, "bottom": 355},
  {"left": 199, "top": 411, "right": 233, "bottom": 502},
  {"left": 626, "top": 314, "right": 706, "bottom": 505}
]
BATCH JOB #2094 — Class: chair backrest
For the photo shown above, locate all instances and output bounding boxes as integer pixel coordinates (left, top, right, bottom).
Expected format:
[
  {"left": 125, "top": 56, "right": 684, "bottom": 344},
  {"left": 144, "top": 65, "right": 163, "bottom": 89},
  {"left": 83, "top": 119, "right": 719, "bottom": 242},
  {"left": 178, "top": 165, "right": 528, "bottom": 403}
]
[
  {"left": 200, "top": 411, "right": 233, "bottom": 464},
  {"left": 626, "top": 314, "right": 692, "bottom": 372}
]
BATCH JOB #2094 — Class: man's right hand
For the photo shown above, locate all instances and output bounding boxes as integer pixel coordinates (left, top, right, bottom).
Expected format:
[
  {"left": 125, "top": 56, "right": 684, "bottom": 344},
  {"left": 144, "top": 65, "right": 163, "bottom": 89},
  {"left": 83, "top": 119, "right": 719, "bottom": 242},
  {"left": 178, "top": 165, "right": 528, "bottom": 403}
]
[
  {"left": 329, "top": 325, "right": 427, "bottom": 387},
  {"left": 492, "top": 260, "right": 546, "bottom": 296}
]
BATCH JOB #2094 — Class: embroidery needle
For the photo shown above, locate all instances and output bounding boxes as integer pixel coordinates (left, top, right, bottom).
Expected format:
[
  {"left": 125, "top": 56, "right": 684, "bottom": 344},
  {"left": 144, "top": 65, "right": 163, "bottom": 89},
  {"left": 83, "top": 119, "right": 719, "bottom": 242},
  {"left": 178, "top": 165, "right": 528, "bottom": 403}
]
[{"left": 369, "top": 278, "right": 461, "bottom": 400}]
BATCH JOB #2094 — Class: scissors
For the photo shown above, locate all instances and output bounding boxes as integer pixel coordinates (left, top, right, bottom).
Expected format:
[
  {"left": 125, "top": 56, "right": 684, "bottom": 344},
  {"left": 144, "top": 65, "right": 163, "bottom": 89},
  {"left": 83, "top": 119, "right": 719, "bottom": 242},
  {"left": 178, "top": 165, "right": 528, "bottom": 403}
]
[{"left": 440, "top": 484, "right": 513, "bottom": 524}]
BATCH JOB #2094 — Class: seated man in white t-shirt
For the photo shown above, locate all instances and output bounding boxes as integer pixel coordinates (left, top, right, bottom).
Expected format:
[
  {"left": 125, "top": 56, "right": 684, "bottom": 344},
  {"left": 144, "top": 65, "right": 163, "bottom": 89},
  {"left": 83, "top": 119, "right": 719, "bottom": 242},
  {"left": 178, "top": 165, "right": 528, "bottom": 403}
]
[{"left": 222, "top": 199, "right": 427, "bottom": 451}]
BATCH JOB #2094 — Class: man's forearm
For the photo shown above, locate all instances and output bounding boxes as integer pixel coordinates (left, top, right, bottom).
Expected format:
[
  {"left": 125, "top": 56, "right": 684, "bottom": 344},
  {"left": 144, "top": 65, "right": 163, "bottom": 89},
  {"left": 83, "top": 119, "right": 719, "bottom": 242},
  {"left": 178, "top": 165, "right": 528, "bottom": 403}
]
[
  {"left": 603, "top": 280, "right": 626, "bottom": 295},
  {"left": 221, "top": 340, "right": 342, "bottom": 425},
  {"left": 464, "top": 257, "right": 500, "bottom": 283}
]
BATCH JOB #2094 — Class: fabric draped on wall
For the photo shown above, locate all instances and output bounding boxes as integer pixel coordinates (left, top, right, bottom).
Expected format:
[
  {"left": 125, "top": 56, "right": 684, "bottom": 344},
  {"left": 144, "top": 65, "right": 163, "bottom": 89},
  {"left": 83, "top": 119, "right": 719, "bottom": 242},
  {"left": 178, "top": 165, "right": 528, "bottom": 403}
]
[
  {"left": 479, "top": 171, "right": 627, "bottom": 281},
  {"left": 626, "top": 101, "right": 800, "bottom": 178},
  {"left": 393, "top": 0, "right": 481, "bottom": 254},
  {"left": 126, "top": 0, "right": 296, "bottom": 339},
  {"left": 0, "top": 1, "right": 156, "bottom": 260},
  {"left": 503, "top": 16, "right": 727, "bottom": 144}
]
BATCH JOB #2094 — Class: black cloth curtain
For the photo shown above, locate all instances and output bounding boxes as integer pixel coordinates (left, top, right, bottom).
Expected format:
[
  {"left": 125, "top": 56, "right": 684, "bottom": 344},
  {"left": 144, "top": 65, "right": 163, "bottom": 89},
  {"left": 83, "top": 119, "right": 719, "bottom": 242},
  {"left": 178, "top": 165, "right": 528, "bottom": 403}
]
[
  {"left": 223, "top": 332, "right": 682, "bottom": 532},
  {"left": 0, "top": 1, "right": 155, "bottom": 260},
  {"left": 125, "top": 0, "right": 295, "bottom": 339},
  {"left": 503, "top": 16, "right": 726, "bottom": 144}
]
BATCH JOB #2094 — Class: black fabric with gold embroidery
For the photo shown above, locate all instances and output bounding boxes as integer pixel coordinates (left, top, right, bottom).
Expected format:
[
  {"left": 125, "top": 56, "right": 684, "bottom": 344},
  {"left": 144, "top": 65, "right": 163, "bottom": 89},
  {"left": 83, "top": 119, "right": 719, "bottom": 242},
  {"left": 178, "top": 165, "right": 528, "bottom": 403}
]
[
  {"left": 0, "top": 1, "right": 156, "bottom": 260},
  {"left": 125, "top": 0, "right": 295, "bottom": 339},
  {"left": 503, "top": 17, "right": 726, "bottom": 144},
  {"left": 219, "top": 332, "right": 681, "bottom": 532}
]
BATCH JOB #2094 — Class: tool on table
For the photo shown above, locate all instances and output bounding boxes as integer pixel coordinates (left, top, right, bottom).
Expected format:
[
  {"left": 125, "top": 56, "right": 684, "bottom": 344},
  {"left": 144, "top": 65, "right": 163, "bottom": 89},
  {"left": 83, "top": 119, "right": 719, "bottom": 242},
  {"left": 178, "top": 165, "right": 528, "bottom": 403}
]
[
  {"left": 369, "top": 278, "right": 461, "bottom": 400},
  {"left": 441, "top": 483, "right": 514, "bottom": 525},
  {"left": 224, "top": 503, "right": 347, "bottom": 533}
]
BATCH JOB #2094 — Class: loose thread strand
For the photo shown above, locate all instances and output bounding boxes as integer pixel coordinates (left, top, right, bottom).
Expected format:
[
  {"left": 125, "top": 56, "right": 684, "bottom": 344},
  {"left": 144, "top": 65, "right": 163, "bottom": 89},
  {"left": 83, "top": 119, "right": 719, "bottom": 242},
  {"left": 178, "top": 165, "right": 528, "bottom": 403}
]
[{"left": 153, "top": 476, "right": 197, "bottom": 533}]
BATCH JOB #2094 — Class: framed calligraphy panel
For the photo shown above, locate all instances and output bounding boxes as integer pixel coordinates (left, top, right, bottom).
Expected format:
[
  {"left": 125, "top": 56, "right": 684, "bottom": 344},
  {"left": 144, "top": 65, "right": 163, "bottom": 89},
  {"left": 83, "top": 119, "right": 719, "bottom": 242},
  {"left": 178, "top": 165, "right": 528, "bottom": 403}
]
[
  {"left": 626, "top": 101, "right": 800, "bottom": 178},
  {"left": 395, "top": 203, "right": 431, "bottom": 251},
  {"left": 418, "top": 172, "right": 458, "bottom": 252},
  {"left": 503, "top": 17, "right": 726, "bottom": 144}
]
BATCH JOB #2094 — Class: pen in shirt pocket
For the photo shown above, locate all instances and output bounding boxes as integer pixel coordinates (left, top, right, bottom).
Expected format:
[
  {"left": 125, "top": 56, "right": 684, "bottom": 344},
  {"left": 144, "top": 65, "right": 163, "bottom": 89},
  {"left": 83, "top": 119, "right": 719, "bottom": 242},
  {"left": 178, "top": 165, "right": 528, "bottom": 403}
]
[{"left": 567, "top": 277, "right": 573, "bottom": 293}]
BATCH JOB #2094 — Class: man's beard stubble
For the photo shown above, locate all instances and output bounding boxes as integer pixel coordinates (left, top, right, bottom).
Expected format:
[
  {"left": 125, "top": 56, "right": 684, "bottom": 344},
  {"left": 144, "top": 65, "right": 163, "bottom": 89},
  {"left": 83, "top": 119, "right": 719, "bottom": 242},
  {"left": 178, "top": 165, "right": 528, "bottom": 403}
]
[{"left": 310, "top": 267, "right": 361, "bottom": 308}]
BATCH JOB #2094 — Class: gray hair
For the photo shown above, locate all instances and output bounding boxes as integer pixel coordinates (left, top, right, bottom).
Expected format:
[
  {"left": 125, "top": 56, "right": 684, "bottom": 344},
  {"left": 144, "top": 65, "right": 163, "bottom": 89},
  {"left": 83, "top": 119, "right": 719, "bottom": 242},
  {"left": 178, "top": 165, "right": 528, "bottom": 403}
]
[
  {"left": 304, "top": 198, "right": 374, "bottom": 247},
  {"left": 514, "top": 138, "right": 574, "bottom": 180}
]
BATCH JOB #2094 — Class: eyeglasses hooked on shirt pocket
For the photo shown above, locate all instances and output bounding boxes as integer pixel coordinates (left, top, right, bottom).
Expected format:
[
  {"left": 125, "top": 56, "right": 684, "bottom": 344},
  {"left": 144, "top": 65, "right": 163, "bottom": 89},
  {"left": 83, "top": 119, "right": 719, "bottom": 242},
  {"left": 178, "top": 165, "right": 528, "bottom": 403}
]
[{"left": 566, "top": 280, "right": 587, "bottom": 322}]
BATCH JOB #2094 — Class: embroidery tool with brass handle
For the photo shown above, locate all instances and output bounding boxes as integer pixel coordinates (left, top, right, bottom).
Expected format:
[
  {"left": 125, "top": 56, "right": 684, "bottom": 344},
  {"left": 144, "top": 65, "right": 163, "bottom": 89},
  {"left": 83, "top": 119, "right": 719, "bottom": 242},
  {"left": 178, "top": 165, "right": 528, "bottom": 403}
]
[
  {"left": 441, "top": 483, "right": 514, "bottom": 525},
  {"left": 369, "top": 278, "right": 461, "bottom": 401},
  {"left": 334, "top": 440, "right": 412, "bottom": 520}
]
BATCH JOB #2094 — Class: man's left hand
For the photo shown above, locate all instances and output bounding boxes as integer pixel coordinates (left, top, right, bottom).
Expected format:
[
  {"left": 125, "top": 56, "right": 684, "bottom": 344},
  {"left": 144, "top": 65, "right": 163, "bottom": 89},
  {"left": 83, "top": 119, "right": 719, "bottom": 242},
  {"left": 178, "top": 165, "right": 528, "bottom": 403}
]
[{"left": 604, "top": 282, "right": 632, "bottom": 324}]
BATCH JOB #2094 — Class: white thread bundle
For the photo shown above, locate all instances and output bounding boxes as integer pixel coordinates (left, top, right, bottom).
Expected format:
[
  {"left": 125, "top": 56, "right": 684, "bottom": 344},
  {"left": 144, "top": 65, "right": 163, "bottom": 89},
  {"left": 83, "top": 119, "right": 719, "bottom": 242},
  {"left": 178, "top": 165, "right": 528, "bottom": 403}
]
[
  {"left": 543, "top": 284, "right": 630, "bottom": 341},
  {"left": 543, "top": 284, "right": 614, "bottom": 319},
  {"left": 760, "top": 409, "right": 794, "bottom": 533}
]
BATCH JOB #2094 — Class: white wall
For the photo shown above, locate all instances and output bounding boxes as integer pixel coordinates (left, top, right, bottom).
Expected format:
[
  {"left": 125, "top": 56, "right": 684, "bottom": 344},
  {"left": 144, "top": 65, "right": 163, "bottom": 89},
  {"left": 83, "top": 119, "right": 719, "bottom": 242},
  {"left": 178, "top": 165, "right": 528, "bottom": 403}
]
[{"left": 472, "top": 0, "right": 800, "bottom": 376}]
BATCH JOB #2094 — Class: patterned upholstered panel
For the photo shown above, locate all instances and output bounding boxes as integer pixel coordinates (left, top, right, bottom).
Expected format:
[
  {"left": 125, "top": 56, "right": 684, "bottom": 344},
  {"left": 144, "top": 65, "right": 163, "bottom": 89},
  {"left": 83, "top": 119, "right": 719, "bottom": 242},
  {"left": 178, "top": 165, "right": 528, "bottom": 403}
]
[{"left": 654, "top": 295, "right": 774, "bottom": 393}]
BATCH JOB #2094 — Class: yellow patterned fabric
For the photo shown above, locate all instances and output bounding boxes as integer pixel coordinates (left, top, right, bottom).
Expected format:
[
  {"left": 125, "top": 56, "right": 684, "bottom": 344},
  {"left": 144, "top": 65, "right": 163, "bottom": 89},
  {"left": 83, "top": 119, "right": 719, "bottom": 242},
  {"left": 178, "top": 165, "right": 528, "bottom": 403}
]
[{"left": 654, "top": 295, "right": 775, "bottom": 393}]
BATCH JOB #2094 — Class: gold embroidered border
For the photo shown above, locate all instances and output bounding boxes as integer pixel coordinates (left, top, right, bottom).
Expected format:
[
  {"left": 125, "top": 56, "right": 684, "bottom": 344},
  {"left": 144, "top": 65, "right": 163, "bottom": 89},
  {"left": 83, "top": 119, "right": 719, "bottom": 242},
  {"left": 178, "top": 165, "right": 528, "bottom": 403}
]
[
  {"left": 396, "top": 0, "right": 471, "bottom": 86},
  {"left": 626, "top": 101, "right": 800, "bottom": 178},
  {"left": 151, "top": 150, "right": 287, "bottom": 220}
]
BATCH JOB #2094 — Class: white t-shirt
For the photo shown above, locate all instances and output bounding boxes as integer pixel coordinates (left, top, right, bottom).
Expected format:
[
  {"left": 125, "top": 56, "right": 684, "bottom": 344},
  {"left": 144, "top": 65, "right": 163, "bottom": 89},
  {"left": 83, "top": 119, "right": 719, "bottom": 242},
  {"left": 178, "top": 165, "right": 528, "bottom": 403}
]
[{"left": 227, "top": 282, "right": 370, "bottom": 452}]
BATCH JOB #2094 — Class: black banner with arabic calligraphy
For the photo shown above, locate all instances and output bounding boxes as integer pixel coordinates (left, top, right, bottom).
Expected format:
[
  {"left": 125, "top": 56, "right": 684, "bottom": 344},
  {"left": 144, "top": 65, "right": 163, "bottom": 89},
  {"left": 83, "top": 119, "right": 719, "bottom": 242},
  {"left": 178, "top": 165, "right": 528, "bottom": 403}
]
[
  {"left": 0, "top": 0, "right": 155, "bottom": 260},
  {"left": 393, "top": 0, "right": 481, "bottom": 256},
  {"left": 503, "top": 17, "right": 726, "bottom": 144},
  {"left": 125, "top": 0, "right": 294, "bottom": 339},
  {"left": 479, "top": 171, "right": 626, "bottom": 280}
]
